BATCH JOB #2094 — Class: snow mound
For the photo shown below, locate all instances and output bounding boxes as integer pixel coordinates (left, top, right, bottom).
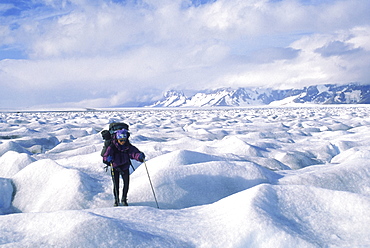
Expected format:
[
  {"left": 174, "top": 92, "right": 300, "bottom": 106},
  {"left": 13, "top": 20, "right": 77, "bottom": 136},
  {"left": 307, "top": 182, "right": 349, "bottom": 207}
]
[
  {"left": 279, "top": 158, "right": 370, "bottom": 196},
  {"left": 201, "top": 184, "right": 370, "bottom": 247},
  {"left": 0, "top": 151, "right": 36, "bottom": 178},
  {"left": 0, "top": 141, "right": 31, "bottom": 157},
  {"left": 331, "top": 147, "right": 370, "bottom": 163},
  {"left": 248, "top": 156, "right": 290, "bottom": 170},
  {"left": 129, "top": 150, "right": 280, "bottom": 208},
  {"left": 146, "top": 149, "right": 224, "bottom": 169},
  {"left": 0, "top": 178, "right": 13, "bottom": 214},
  {"left": 198, "top": 135, "right": 267, "bottom": 157},
  {"left": 2, "top": 184, "right": 369, "bottom": 247},
  {"left": 12, "top": 159, "right": 101, "bottom": 212},
  {"left": 15, "top": 136, "right": 59, "bottom": 154},
  {"left": 275, "top": 150, "right": 318, "bottom": 169}
]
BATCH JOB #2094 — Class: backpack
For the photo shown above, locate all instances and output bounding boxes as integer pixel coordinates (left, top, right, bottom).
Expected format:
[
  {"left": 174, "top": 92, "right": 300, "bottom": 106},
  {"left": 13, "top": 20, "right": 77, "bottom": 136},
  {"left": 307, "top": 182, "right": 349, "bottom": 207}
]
[{"left": 101, "top": 122, "right": 130, "bottom": 160}]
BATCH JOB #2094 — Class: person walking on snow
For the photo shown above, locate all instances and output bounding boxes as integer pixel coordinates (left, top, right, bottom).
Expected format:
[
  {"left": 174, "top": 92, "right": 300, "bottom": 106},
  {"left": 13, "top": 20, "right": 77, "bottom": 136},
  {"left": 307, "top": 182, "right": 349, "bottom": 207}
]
[{"left": 103, "top": 129, "right": 145, "bottom": 206}]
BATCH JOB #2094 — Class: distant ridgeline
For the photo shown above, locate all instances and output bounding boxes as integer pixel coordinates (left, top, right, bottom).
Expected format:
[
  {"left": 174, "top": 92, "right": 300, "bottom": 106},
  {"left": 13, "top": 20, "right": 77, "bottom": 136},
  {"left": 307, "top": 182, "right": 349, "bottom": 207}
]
[{"left": 149, "top": 83, "right": 370, "bottom": 107}]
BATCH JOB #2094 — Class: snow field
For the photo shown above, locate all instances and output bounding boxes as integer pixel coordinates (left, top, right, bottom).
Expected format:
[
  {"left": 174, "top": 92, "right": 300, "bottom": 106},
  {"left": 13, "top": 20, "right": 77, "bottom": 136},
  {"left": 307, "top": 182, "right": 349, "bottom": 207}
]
[{"left": 0, "top": 107, "right": 370, "bottom": 247}]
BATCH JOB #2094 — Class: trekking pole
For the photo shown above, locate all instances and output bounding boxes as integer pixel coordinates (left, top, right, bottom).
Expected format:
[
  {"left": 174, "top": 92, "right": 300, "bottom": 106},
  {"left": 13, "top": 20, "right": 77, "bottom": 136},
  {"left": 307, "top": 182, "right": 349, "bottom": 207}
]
[
  {"left": 144, "top": 160, "right": 159, "bottom": 209},
  {"left": 111, "top": 163, "right": 120, "bottom": 206}
]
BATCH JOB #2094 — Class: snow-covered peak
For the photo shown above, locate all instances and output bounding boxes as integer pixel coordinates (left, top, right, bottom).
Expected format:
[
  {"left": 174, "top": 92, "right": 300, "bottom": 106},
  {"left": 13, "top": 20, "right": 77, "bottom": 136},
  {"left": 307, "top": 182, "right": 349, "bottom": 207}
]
[
  {"left": 149, "top": 83, "right": 370, "bottom": 107},
  {"left": 150, "top": 90, "right": 188, "bottom": 107}
]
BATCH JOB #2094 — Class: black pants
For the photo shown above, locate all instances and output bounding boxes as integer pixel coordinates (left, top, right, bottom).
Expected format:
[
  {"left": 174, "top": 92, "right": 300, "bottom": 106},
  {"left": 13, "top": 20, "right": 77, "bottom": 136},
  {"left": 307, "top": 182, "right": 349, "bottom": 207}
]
[{"left": 111, "top": 167, "right": 130, "bottom": 203}]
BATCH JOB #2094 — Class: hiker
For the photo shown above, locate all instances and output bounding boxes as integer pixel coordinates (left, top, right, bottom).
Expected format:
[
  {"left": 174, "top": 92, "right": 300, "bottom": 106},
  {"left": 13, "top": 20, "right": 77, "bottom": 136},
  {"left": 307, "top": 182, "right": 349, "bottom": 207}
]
[{"left": 103, "top": 129, "right": 145, "bottom": 206}]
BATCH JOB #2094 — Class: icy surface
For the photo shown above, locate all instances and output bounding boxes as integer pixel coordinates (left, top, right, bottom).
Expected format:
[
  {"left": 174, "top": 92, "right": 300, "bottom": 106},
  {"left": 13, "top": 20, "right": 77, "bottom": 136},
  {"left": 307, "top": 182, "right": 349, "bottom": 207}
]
[{"left": 0, "top": 107, "right": 370, "bottom": 247}]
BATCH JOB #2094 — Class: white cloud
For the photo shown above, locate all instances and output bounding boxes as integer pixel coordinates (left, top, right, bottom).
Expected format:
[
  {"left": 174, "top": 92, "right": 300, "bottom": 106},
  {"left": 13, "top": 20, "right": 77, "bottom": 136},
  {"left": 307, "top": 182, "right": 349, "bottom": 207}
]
[
  {"left": 219, "top": 26, "right": 370, "bottom": 89},
  {"left": 1, "top": 0, "right": 370, "bottom": 108},
  {"left": 348, "top": 26, "right": 370, "bottom": 51}
]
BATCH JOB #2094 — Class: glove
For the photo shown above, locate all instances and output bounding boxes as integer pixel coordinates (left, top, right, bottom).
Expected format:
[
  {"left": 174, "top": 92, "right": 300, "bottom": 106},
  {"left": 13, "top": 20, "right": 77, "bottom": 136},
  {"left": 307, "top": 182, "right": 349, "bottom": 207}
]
[
  {"left": 138, "top": 153, "right": 145, "bottom": 162},
  {"left": 106, "top": 155, "right": 113, "bottom": 163}
]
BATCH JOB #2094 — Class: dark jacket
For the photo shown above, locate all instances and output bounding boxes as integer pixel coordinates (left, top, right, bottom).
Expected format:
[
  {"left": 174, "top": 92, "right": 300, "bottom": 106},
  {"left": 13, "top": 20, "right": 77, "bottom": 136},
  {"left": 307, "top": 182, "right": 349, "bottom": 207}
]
[{"left": 103, "top": 138, "right": 142, "bottom": 170}]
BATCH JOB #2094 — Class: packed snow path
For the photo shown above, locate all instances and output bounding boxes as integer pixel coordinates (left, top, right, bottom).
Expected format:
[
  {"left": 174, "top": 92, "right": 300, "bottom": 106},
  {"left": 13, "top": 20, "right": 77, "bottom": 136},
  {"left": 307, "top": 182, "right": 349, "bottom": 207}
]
[{"left": 0, "top": 106, "right": 369, "bottom": 247}]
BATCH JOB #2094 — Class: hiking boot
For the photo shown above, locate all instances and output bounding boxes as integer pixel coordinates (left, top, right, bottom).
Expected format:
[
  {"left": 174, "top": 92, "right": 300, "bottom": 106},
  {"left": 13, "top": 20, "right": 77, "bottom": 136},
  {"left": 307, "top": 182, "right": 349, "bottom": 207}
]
[
  {"left": 121, "top": 199, "right": 128, "bottom": 206},
  {"left": 114, "top": 202, "right": 119, "bottom": 207}
]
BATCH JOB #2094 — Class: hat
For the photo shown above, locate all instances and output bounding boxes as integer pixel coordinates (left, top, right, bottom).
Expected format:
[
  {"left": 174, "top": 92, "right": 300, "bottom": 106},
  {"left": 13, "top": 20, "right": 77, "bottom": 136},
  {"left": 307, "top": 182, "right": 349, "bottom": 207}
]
[{"left": 116, "top": 129, "right": 129, "bottom": 140}]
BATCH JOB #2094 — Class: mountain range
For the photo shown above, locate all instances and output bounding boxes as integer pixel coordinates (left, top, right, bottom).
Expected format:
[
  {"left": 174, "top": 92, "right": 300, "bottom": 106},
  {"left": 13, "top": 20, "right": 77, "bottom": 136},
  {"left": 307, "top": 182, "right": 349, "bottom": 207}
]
[{"left": 148, "top": 83, "right": 370, "bottom": 107}]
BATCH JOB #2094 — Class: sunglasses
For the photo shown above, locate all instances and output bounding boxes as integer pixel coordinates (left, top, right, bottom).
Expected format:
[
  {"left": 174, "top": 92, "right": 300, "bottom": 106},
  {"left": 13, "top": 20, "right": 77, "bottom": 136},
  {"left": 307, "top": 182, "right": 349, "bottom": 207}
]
[{"left": 118, "top": 138, "right": 126, "bottom": 142}]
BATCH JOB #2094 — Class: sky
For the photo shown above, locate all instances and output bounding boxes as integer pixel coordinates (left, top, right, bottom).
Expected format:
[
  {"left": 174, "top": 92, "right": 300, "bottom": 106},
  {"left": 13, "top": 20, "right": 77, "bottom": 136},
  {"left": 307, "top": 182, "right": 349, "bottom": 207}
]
[{"left": 0, "top": 0, "right": 370, "bottom": 109}]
